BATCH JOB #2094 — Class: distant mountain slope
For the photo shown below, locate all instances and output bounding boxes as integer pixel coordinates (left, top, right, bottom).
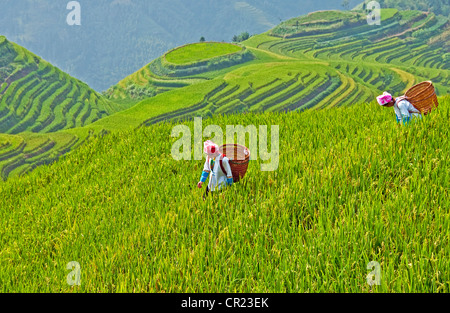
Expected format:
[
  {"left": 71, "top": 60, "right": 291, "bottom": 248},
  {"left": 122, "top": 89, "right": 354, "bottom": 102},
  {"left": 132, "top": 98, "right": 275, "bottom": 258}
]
[
  {"left": 0, "top": 36, "right": 124, "bottom": 135},
  {"left": 0, "top": 0, "right": 362, "bottom": 91}
]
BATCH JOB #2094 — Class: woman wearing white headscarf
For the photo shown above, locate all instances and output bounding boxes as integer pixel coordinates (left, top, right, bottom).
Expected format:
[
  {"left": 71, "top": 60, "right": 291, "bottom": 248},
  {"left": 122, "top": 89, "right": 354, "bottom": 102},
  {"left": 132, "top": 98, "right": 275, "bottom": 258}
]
[
  {"left": 377, "top": 92, "right": 422, "bottom": 124},
  {"left": 198, "top": 140, "right": 233, "bottom": 198}
]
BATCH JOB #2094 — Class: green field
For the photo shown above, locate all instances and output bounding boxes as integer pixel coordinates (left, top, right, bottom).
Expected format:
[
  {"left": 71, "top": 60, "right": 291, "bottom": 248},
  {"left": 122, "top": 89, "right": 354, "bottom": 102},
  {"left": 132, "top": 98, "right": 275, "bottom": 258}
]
[
  {"left": 0, "top": 96, "right": 448, "bottom": 292},
  {"left": 165, "top": 42, "right": 243, "bottom": 65},
  {"left": 0, "top": 4, "right": 450, "bottom": 293}
]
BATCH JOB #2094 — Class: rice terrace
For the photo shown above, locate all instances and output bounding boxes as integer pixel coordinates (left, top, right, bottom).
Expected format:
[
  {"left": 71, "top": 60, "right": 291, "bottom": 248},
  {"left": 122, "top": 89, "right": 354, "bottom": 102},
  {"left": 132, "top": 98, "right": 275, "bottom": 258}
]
[{"left": 0, "top": 0, "right": 449, "bottom": 294}]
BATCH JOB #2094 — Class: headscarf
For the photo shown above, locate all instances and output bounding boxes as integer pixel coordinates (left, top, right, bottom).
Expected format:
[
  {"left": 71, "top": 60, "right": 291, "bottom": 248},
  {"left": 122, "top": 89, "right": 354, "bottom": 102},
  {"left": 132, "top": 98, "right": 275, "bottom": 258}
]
[
  {"left": 204, "top": 140, "right": 220, "bottom": 158},
  {"left": 377, "top": 92, "right": 393, "bottom": 106}
]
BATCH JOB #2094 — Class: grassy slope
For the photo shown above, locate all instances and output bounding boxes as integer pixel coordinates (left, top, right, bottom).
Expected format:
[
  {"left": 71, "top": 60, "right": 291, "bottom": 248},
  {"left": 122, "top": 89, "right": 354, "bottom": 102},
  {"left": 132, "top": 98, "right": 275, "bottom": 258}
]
[
  {"left": 0, "top": 96, "right": 448, "bottom": 292},
  {"left": 165, "top": 42, "right": 243, "bottom": 64},
  {"left": 105, "top": 43, "right": 252, "bottom": 101}
]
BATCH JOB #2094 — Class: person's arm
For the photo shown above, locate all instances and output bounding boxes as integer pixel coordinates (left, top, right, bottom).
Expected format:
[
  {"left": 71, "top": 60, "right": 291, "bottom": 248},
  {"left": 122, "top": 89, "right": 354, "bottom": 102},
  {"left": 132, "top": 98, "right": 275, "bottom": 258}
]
[
  {"left": 198, "top": 159, "right": 211, "bottom": 188},
  {"left": 397, "top": 100, "right": 412, "bottom": 125},
  {"left": 393, "top": 101, "right": 402, "bottom": 124},
  {"left": 223, "top": 157, "right": 234, "bottom": 186}
]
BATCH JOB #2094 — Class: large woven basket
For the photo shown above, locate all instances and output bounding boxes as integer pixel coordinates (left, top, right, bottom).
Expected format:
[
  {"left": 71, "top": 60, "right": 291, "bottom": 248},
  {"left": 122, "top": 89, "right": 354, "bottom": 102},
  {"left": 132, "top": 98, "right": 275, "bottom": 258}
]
[
  {"left": 219, "top": 144, "right": 250, "bottom": 183},
  {"left": 404, "top": 81, "right": 438, "bottom": 115}
]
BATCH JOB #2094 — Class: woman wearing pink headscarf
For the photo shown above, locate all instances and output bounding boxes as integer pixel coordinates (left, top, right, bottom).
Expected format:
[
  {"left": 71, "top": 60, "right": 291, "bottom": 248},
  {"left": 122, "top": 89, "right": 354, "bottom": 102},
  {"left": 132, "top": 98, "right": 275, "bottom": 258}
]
[
  {"left": 377, "top": 92, "right": 422, "bottom": 125},
  {"left": 198, "top": 140, "right": 233, "bottom": 198}
]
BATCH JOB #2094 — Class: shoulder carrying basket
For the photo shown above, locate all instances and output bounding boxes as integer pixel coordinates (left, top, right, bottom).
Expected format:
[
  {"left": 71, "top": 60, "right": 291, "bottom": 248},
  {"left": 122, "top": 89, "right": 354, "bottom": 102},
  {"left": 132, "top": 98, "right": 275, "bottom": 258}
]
[
  {"left": 219, "top": 144, "right": 250, "bottom": 183},
  {"left": 403, "top": 81, "right": 439, "bottom": 115}
]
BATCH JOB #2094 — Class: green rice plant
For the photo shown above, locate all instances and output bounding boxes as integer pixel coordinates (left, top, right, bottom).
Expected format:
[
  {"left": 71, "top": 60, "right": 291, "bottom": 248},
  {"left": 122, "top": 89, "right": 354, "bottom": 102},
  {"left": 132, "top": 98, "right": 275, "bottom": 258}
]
[
  {"left": 0, "top": 12, "right": 449, "bottom": 291},
  {"left": 13, "top": 79, "right": 43, "bottom": 117},
  {"left": 214, "top": 98, "right": 243, "bottom": 114},
  {"left": 1, "top": 97, "right": 448, "bottom": 292},
  {"left": 244, "top": 79, "right": 289, "bottom": 107},
  {"left": 0, "top": 72, "right": 35, "bottom": 109},
  {"left": 0, "top": 134, "right": 24, "bottom": 161}
]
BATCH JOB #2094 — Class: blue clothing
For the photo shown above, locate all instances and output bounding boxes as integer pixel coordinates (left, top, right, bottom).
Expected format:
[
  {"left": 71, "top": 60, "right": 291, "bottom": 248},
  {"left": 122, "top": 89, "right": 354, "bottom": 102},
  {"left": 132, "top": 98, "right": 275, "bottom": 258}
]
[{"left": 200, "top": 171, "right": 209, "bottom": 183}]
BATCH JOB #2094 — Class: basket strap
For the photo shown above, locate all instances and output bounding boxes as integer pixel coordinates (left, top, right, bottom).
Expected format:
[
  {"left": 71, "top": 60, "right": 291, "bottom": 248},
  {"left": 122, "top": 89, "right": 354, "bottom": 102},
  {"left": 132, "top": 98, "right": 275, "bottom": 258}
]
[
  {"left": 209, "top": 157, "right": 215, "bottom": 171},
  {"left": 219, "top": 159, "right": 228, "bottom": 176}
]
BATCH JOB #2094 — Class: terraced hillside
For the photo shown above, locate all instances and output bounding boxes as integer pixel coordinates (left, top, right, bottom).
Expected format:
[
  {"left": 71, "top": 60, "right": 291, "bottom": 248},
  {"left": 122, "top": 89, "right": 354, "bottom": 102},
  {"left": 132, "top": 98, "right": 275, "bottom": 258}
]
[
  {"left": 107, "top": 9, "right": 449, "bottom": 113},
  {"left": 0, "top": 36, "right": 124, "bottom": 134},
  {"left": 105, "top": 42, "right": 255, "bottom": 100},
  {"left": 0, "top": 131, "right": 82, "bottom": 180},
  {"left": 144, "top": 62, "right": 372, "bottom": 125},
  {"left": 0, "top": 36, "right": 129, "bottom": 180},
  {"left": 1, "top": 8, "right": 449, "bottom": 180},
  {"left": 248, "top": 9, "right": 450, "bottom": 94}
]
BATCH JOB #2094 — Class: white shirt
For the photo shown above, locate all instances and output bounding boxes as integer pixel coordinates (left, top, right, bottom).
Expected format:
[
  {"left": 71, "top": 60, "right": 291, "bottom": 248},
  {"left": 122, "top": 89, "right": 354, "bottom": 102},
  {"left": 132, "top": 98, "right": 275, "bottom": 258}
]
[
  {"left": 394, "top": 98, "right": 422, "bottom": 120},
  {"left": 203, "top": 154, "right": 233, "bottom": 192}
]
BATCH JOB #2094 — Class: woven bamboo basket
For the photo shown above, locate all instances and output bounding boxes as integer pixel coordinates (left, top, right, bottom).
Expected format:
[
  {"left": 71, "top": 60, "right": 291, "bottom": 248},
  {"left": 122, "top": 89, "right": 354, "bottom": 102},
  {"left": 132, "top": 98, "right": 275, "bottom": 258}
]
[
  {"left": 219, "top": 144, "right": 250, "bottom": 183},
  {"left": 403, "top": 81, "right": 439, "bottom": 115}
]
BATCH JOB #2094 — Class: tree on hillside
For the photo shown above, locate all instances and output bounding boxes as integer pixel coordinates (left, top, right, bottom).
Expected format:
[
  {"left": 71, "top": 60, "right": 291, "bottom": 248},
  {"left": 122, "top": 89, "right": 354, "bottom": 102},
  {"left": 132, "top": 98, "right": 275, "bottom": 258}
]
[
  {"left": 241, "top": 32, "right": 250, "bottom": 41},
  {"left": 200, "top": 36, "right": 205, "bottom": 42},
  {"left": 232, "top": 31, "right": 250, "bottom": 43}
]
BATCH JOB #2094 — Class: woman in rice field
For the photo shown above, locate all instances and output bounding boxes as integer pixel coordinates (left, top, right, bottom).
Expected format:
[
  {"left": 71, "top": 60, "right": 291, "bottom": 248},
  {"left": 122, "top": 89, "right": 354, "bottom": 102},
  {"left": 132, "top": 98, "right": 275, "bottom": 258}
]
[
  {"left": 377, "top": 92, "right": 422, "bottom": 125},
  {"left": 197, "top": 140, "right": 234, "bottom": 199}
]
